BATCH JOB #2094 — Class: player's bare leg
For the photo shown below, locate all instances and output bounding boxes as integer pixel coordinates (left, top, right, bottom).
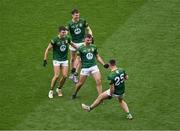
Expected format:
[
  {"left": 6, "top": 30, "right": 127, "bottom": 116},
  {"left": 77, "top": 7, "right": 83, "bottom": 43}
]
[
  {"left": 69, "top": 51, "right": 79, "bottom": 83},
  {"left": 92, "top": 71, "right": 102, "bottom": 95},
  {"left": 72, "top": 75, "right": 87, "bottom": 99},
  {"left": 118, "top": 98, "right": 133, "bottom": 120},
  {"left": 48, "top": 66, "right": 60, "bottom": 98},
  {"left": 70, "top": 51, "right": 76, "bottom": 70},
  {"left": 82, "top": 91, "right": 109, "bottom": 111},
  {"left": 75, "top": 61, "right": 81, "bottom": 74},
  {"left": 56, "top": 66, "right": 68, "bottom": 96}
]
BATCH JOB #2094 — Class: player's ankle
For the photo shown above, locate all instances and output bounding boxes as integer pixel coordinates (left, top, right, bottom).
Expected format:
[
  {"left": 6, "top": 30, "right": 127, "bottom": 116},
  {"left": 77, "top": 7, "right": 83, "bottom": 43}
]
[
  {"left": 57, "top": 86, "right": 62, "bottom": 89},
  {"left": 71, "top": 68, "right": 76, "bottom": 74},
  {"left": 74, "top": 72, "right": 78, "bottom": 76},
  {"left": 90, "top": 106, "right": 93, "bottom": 111},
  {"left": 73, "top": 92, "right": 77, "bottom": 96}
]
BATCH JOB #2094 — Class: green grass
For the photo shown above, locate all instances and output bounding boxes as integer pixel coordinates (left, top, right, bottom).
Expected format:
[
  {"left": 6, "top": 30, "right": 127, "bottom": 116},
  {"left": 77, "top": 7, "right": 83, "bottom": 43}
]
[{"left": 0, "top": 0, "right": 180, "bottom": 130}]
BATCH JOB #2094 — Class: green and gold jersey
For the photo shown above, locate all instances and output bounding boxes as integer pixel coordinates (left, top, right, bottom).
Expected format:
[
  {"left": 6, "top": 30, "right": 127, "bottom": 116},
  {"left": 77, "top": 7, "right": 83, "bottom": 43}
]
[
  {"left": 77, "top": 44, "right": 98, "bottom": 68},
  {"left": 51, "top": 35, "right": 71, "bottom": 61},
  {"left": 107, "top": 68, "right": 127, "bottom": 95},
  {"left": 66, "top": 18, "right": 88, "bottom": 43}
]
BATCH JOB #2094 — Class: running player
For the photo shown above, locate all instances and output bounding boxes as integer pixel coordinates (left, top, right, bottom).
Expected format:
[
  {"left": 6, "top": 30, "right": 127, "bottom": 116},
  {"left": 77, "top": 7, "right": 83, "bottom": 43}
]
[
  {"left": 66, "top": 9, "right": 93, "bottom": 83},
  {"left": 72, "top": 34, "right": 109, "bottom": 99},
  {"left": 81, "top": 59, "right": 133, "bottom": 120},
  {"left": 43, "top": 26, "right": 76, "bottom": 98}
]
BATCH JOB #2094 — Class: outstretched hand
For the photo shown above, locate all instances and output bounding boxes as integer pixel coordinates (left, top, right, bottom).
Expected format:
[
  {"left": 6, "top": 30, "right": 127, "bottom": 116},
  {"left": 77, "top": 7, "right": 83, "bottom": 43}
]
[
  {"left": 103, "top": 64, "right": 109, "bottom": 69},
  {"left": 43, "top": 60, "right": 47, "bottom": 67}
]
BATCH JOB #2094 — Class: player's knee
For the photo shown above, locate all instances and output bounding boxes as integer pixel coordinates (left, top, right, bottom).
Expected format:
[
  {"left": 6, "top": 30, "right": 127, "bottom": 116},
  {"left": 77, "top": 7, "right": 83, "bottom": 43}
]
[
  {"left": 54, "top": 74, "right": 59, "bottom": 80},
  {"left": 79, "top": 82, "right": 83, "bottom": 86},
  {"left": 96, "top": 79, "right": 101, "bottom": 85},
  {"left": 71, "top": 57, "right": 75, "bottom": 63},
  {"left": 78, "top": 81, "right": 83, "bottom": 86},
  {"left": 98, "top": 94, "right": 103, "bottom": 100},
  {"left": 62, "top": 74, "right": 68, "bottom": 79},
  {"left": 119, "top": 98, "right": 123, "bottom": 103}
]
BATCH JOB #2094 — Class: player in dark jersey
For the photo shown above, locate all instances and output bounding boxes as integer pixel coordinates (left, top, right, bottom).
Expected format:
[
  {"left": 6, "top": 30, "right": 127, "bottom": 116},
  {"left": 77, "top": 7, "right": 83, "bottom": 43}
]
[
  {"left": 43, "top": 26, "right": 76, "bottom": 99},
  {"left": 66, "top": 9, "right": 93, "bottom": 83},
  {"left": 81, "top": 59, "right": 133, "bottom": 120},
  {"left": 71, "top": 34, "right": 109, "bottom": 99}
]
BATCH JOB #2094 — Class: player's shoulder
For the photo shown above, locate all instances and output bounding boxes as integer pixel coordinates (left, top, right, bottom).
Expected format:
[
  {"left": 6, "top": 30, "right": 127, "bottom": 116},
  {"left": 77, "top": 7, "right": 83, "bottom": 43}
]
[
  {"left": 66, "top": 20, "right": 73, "bottom": 26},
  {"left": 51, "top": 36, "right": 59, "bottom": 43},
  {"left": 90, "top": 44, "right": 97, "bottom": 48},
  {"left": 52, "top": 35, "right": 59, "bottom": 39},
  {"left": 118, "top": 67, "right": 124, "bottom": 71},
  {"left": 118, "top": 67, "right": 126, "bottom": 73},
  {"left": 78, "top": 44, "right": 85, "bottom": 50},
  {"left": 65, "top": 35, "right": 71, "bottom": 39},
  {"left": 79, "top": 18, "right": 86, "bottom": 21},
  {"left": 79, "top": 18, "right": 87, "bottom": 24},
  {"left": 107, "top": 71, "right": 116, "bottom": 80}
]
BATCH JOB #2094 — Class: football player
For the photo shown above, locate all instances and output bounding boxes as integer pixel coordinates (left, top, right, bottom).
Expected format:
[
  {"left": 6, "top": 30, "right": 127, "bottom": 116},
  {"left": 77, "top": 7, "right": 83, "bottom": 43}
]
[
  {"left": 81, "top": 59, "right": 133, "bottom": 120},
  {"left": 66, "top": 9, "right": 93, "bottom": 83},
  {"left": 71, "top": 34, "right": 109, "bottom": 99},
  {"left": 43, "top": 26, "right": 76, "bottom": 98}
]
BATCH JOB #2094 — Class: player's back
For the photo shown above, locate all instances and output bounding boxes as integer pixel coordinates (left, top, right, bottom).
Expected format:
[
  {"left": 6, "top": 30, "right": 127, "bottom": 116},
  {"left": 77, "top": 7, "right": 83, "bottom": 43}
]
[{"left": 108, "top": 68, "right": 126, "bottom": 95}]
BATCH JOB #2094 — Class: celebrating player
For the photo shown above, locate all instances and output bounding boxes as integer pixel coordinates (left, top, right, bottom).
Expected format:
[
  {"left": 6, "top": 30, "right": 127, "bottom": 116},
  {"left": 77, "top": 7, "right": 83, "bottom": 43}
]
[
  {"left": 81, "top": 59, "right": 133, "bottom": 120},
  {"left": 71, "top": 34, "right": 109, "bottom": 99},
  {"left": 66, "top": 9, "right": 93, "bottom": 83},
  {"left": 43, "top": 26, "right": 76, "bottom": 99}
]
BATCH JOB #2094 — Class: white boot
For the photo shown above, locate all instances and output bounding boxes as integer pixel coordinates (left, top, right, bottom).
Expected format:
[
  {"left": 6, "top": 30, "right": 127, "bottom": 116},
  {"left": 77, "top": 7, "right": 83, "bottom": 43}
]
[
  {"left": 48, "top": 90, "right": 53, "bottom": 99},
  {"left": 56, "top": 88, "right": 63, "bottom": 96},
  {"left": 126, "top": 113, "right": 133, "bottom": 120},
  {"left": 81, "top": 103, "right": 91, "bottom": 112}
]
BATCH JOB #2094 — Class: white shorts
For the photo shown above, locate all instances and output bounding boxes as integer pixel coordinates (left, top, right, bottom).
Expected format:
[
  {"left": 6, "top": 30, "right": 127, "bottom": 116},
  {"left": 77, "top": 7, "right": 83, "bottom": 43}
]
[
  {"left": 53, "top": 60, "right": 68, "bottom": 67},
  {"left": 69, "top": 42, "right": 84, "bottom": 51},
  {"left": 105, "top": 89, "right": 124, "bottom": 99},
  {"left": 80, "top": 65, "right": 100, "bottom": 76}
]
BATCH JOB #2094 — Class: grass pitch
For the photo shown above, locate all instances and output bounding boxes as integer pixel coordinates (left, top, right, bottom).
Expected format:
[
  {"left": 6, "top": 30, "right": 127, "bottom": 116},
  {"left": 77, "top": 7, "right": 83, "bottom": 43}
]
[{"left": 0, "top": 0, "right": 179, "bottom": 130}]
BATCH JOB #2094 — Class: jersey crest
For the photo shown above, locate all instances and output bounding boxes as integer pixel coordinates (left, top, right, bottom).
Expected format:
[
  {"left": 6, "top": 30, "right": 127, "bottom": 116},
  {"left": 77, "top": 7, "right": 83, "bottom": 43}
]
[
  {"left": 86, "top": 52, "right": 93, "bottom": 60},
  {"left": 60, "top": 44, "right": 66, "bottom": 52},
  {"left": 74, "top": 28, "right": 81, "bottom": 34}
]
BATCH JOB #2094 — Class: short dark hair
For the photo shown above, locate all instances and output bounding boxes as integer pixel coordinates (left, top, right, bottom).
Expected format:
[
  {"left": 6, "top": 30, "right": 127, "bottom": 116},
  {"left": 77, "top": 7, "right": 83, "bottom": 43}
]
[
  {"left": 58, "top": 26, "right": 67, "bottom": 32},
  {"left": 109, "top": 59, "right": 116, "bottom": 66},
  {"left": 85, "top": 34, "right": 92, "bottom": 38},
  {"left": 71, "top": 9, "right": 79, "bottom": 14}
]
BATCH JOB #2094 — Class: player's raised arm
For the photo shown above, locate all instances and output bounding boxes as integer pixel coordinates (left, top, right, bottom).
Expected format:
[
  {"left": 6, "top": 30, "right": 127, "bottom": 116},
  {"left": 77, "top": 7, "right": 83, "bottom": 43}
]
[
  {"left": 85, "top": 19, "right": 94, "bottom": 44},
  {"left": 43, "top": 43, "right": 53, "bottom": 66},
  {"left": 84, "top": 18, "right": 93, "bottom": 36},
  {"left": 65, "top": 25, "right": 69, "bottom": 35},
  {"left": 86, "top": 26, "right": 94, "bottom": 43},
  {"left": 86, "top": 26, "right": 93, "bottom": 36}
]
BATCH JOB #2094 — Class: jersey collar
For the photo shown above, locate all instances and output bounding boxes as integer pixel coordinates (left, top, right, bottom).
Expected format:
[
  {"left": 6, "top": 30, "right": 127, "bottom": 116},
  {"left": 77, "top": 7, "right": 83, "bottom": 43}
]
[
  {"left": 111, "top": 67, "right": 118, "bottom": 72},
  {"left": 58, "top": 35, "right": 64, "bottom": 40},
  {"left": 72, "top": 18, "right": 80, "bottom": 23}
]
